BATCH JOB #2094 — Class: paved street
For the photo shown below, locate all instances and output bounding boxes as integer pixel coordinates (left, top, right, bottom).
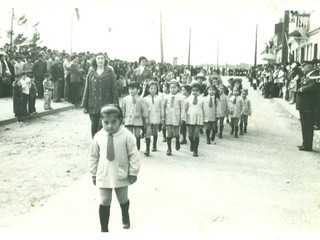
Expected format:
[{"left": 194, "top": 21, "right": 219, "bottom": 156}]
[{"left": 0, "top": 77, "right": 319, "bottom": 238}]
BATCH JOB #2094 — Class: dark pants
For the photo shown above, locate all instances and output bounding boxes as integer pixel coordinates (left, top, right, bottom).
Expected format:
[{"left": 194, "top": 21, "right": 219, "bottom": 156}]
[
  {"left": 22, "top": 93, "right": 29, "bottom": 116},
  {"left": 89, "top": 113, "right": 102, "bottom": 138},
  {"left": 28, "top": 96, "right": 36, "bottom": 113},
  {"left": 35, "top": 76, "right": 44, "bottom": 98},
  {"left": 69, "top": 82, "right": 81, "bottom": 104},
  {"left": 299, "top": 111, "right": 316, "bottom": 150}
]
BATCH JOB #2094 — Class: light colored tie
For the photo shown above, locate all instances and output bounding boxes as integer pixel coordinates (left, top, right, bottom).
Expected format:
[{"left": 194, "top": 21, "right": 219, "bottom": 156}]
[
  {"left": 209, "top": 96, "right": 213, "bottom": 107},
  {"left": 132, "top": 95, "right": 136, "bottom": 104},
  {"left": 107, "top": 134, "right": 114, "bottom": 161},
  {"left": 193, "top": 96, "right": 197, "bottom": 105},
  {"left": 152, "top": 96, "right": 154, "bottom": 104}
]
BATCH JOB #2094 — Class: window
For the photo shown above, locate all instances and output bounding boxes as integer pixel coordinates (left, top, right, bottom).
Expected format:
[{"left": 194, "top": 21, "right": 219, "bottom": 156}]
[
  {"left": 301, "top": 47, "right": 305, "bottom": 62},
  {"left": 314, "top": 43, "right": 318, "bottom": 60}
]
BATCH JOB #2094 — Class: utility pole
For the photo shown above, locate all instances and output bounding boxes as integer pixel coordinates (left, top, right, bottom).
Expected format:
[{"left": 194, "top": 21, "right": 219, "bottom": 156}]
[
  {"left": 10, "top": 8, "right": 14, "bottom": 52},
  {"left": 160, "top": 10, "right": 164, "bottom": 64},
  {"left": 188, "top": 27, "right": 191, "bottom": 66},
  {"left": 217, "top": 40, "right": 219, "bottom": 69},
  {"left": 282, "top": 10, "right": 289, "bottom": 64},
  {"left": 254, "top": 24, "right": 258, "bottom": 68}
]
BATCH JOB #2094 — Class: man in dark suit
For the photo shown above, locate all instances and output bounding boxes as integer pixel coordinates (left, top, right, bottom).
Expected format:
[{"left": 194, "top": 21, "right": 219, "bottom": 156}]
[
  {"left": 32, "top": 54, "right": 47, "bottom": 98},
  {"left": 51, "top": 57, "right": 64, "bottom": 102},
  {"left": 296, "top": 61, "right": 320, "bottom": 151}
]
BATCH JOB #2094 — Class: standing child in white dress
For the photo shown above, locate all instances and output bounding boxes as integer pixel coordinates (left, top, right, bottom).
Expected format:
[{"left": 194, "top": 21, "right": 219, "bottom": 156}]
[
  {"left": 216, "top": 84, "right": 229, "bottom": 138},
  {"left": 89, "top": 104, "right": 140, "bottom": 232},
  {"left": 162, "top": 80, "right": 184, "bottom": 156},
  {"left": 184, "top": 82, "right": 205, "bottom": 157},
  {"left": 122, "top": 81, "right": 149, "bottom": 150},
  {"left": 228, "top": 87, "right": 243, "bottom": 138},
  {"left": 203, "top": 85, "right": 219, "bottom": 144},
  {"left": 240, "top": 89, "right": 252, "bottom": 135},
  {"left": 143, "top": 81, "right": 163, "bottom": 156}
]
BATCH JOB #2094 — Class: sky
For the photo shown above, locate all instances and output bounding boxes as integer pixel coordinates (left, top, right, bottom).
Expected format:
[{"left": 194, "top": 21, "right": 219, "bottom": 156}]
[{"left": 0, "top": 0, "right": 319, "bottom": 65}]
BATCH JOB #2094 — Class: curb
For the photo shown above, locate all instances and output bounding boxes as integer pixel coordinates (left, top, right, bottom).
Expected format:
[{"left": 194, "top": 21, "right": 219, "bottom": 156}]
[
  {"left": 0, "top": 105, "right": 76, "bottom": 127},
  {"left": 272, "top": 98, "right": 320, "bottom": 152}
]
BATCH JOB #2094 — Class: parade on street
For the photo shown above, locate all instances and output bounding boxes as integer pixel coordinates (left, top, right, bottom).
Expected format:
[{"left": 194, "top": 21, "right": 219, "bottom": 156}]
[{"left": 1, "top": 1, "right": 320, "bottom": 239}]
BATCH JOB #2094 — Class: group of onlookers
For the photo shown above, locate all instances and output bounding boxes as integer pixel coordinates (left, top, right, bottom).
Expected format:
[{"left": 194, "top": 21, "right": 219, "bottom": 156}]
[{"left": 247, "top": 60, "right": 320, "bottom": 151}]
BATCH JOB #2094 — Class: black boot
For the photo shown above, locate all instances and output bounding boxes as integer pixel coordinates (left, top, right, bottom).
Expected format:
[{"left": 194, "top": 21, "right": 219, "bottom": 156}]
[
  {"left": 189, "top": 137, "right": 194, "bottom": 152},
  {"left": 175, "top": 137, "right": 180, "bottom": 150},
  {"left": 239, "top": 123, "right": 244, "bottom": 135},
  {"left": 206, "top": 130, "right": 211, "bottom": 144},
  {"left": 230, "top": 125, "right": 234, "bottom": 135},
  {"left": 99, "top": 204, "right": 110, "bottom": 232},
  {"left": 166, "top": 137, "right": 172, "bottom": 155},
  {"left": 193, "top": 137, "right": 199, "bottom": 157},
  {"left": 181, "top": 132, "right": 187, "bottom": 144},
  {"left": 144, "top": 138, "right": 150, "bottom": 156},
  {"left": 244, "top": 123, "right": 247, "bottom": 133},
  {"left": 120, "top": 200, "right": 130, "bottom": 229},
  {"left": 136, "top": 138, "right": 141, "bottom": 150},
  {"left": 152, "top": 135, "right": 157, "bottom": 152},
  {"left": 235, "top": 127, "right": 239, "bottom": 138},
  {"left": 218, "top": 125, "right": 223, "bottom": 138},
  {"left": 162, "top": 128, "right": 166, "bottom": 142}
]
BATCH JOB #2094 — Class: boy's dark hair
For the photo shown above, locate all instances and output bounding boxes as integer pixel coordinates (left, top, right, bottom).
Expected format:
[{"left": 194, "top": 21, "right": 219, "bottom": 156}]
[
  {"left": 182, "top": 84, "right": 192, "bottom": 94},
  {"left": 127, "top": 81, "right": 140, "bottom": 89},
  {"left": 100, "top": 104, "right": 123, "bottom": 124}
]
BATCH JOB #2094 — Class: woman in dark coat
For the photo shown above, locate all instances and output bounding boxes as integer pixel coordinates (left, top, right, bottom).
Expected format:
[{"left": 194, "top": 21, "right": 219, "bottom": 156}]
[{"left": 81, "top": 53, "right": 119, "bottom": 138}]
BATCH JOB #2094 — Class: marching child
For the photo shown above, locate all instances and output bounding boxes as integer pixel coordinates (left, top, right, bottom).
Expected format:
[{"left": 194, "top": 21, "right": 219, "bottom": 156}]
[
  {"left": 204, "top": 85, "right": 219, "bottom": 144},
  {"left": 216, "top": 84, "right": 229, "bottom": 138},
  {"left": 89, "top": 104, "right": 140, "bottom": 232},
  {"left": 122, "top": 81, "right": 149, "bottom": 150},
  {"left": 160, "top": 82, "right": 170, "bottom": 142},
  {"left": 28, "top": 73, "right": 38, "bottom": 114},
  {"left": 162, "top": 80, "right": 184, "bottom": 156},
  {"left": 143, "top": 81, "right": 162, "bottom": 156},
  {"left": 180, "top": 84, "right": 191, "bottom": 144},
  {"left": 240, "top": 89, "right": 252, "bottom": 135},
  {"left": 43, "top": 73, "right": 54, "bottom": 110},
  {"left": 228, "top": 87, "right": 243, "bottom": 138},
  {"left": 184, "top": 82, "right": 204, "bottom": 157}
]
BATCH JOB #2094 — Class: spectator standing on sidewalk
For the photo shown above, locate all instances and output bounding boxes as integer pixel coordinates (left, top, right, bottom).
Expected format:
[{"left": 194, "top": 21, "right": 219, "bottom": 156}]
[
  {"left": 81, "top": 53, "right": 119, "bottom": 138},
  {"left": 69, "top": 56, "right": 82, "bottom": 106},
  {"left": 28, "top": 73, "right": 38, "bottom": 114},
  {"left": 296, "top": 61, "right": 320, "bottom": 151},
  {"left": 32, "top": 54, "right": 47, "bottom": 99},
  {"left": 51, "top": 57, "right": 64, "bottom": 102},
  {"left": 63, "top": 55, "right": 71, "bottom": 101},
  {"left": 12, "top": 73, "right": 24, "bottom": 121},
  {"left": 20, "top": 71, "right": 31, "bottom": 117},
  {"left": 43, "top": 73, "right": 54, "bottom": 110},
  {"left": 89, "top": 104, "right": 140, "bottom": 233}
]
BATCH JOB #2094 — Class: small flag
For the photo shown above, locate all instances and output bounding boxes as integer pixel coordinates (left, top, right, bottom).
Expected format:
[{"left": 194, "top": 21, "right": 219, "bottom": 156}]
[{"left": 75, "top": 8, "right": 80, "bottom": 20}]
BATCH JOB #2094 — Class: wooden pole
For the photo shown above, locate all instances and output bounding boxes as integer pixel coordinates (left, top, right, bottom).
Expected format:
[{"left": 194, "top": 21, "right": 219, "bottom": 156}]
[
  {"left": 254, "top": 24, "right": 258, "bottom": 68},
  {"left": 70, "top": 10, "right": 73, "bottom": 55},
  {"left": 10, "top": 8, "right": 14, "bottom": 52},
  {"left": 217, "top": 40, "right": 219, "bottom": 69},
  {"left": 160, "top": 10, "right": 164, "bottom": 64},
  {"left": 188, "top": 27, "right": 191, "bottom": 66}
]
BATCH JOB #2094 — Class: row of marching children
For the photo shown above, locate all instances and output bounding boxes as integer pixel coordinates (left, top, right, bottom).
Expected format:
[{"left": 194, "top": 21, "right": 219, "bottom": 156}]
[{"left": 121, "top": 73, "right": 252, "bottom": 157}]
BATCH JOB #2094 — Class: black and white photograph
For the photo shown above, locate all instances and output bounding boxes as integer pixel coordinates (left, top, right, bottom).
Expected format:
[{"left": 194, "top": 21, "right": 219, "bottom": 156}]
[{"left": 0, "top": 0, "right": 320, "bottom": 239}]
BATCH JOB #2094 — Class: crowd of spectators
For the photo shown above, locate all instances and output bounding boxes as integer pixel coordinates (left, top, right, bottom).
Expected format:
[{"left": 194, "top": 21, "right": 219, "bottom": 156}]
[
  {"left": 0, "top": 42, "right": 249, "bottom": 100},
  {"left": 246, "top": 61, "right": 320, "bottom": 130}
]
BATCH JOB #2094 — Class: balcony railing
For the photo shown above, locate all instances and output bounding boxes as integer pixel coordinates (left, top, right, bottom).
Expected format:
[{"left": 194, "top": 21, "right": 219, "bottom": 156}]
[
  {"left": 261, "top": 52, "right": 277, "bottom": 61},
  {"left": 289, "top": 13, "right": 310, "bottom": 37}
]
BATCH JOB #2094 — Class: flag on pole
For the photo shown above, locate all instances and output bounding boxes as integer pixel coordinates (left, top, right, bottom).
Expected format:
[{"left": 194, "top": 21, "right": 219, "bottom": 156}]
[{"left": 75, "top": 8, "right": 80, "bottom": 20}]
